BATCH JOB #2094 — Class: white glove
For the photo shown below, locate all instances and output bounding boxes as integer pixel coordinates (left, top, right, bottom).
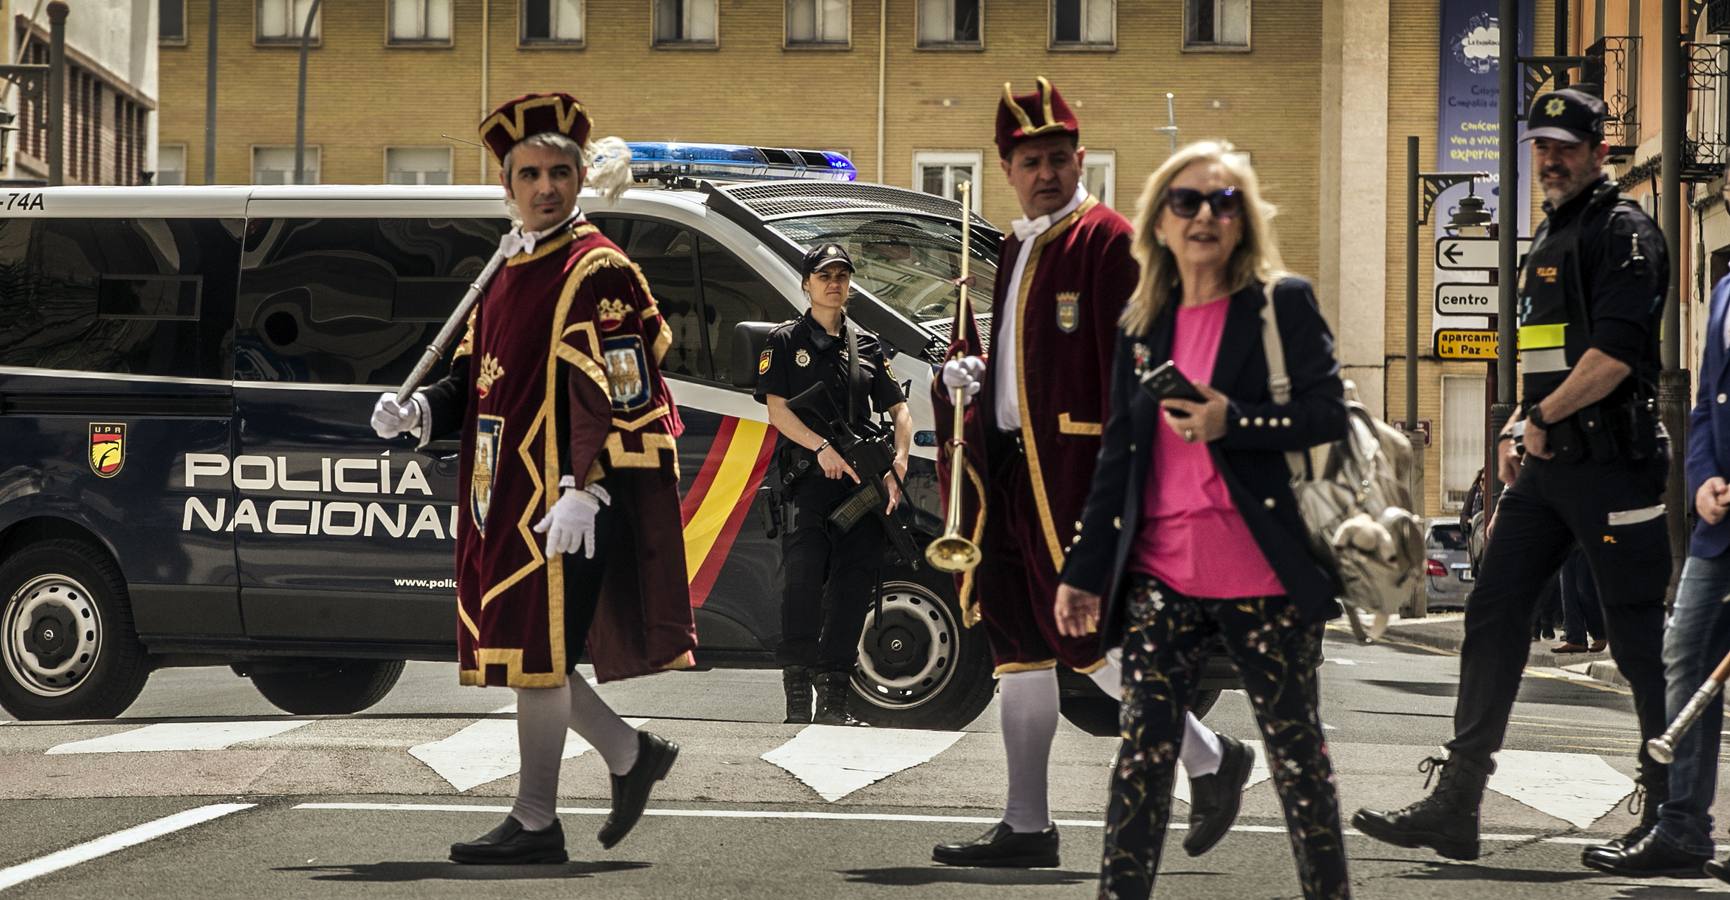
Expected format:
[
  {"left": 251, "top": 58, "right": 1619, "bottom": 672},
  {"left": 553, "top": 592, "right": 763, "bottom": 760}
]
[
  {"left": 533, "top": 487, "right": 602, "bottom": 558},
  {"left": 941, "top": 356, "right": 986, "bottom": 406},
  {"left": 371, "top": 392, "right": 424, "bottom": 440}
]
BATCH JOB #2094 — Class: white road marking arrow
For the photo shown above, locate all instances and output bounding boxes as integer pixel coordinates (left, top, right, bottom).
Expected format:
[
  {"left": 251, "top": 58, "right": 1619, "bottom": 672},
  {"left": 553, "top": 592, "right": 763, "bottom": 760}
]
[
  {"left": 46, "top": 720, "right": 311, "bottom": 754},
  {"left": 409, "top": 711, "right": 649, "bottom": 792},
  {"left": 1487, "top": 749, "right": 1636, "bottom": 829},
  {"left": 762, "top": 725, "right": 966, "bottom": 802},
  {"left": 1172, "top": 739, "right": 1272, "bottom": 805}
]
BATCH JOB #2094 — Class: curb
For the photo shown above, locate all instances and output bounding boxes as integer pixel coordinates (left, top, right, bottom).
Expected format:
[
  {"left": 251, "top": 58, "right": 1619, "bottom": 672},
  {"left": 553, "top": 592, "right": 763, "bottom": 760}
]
[{"left": 1372, "top": 614, "right": 1627, "bottom": 688}]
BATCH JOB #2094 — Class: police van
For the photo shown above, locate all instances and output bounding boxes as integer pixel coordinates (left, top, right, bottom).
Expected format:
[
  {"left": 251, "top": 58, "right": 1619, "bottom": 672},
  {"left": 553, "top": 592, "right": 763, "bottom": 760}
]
[{"left": 0, "top": 145, "right": 1219, "bottom": 730}]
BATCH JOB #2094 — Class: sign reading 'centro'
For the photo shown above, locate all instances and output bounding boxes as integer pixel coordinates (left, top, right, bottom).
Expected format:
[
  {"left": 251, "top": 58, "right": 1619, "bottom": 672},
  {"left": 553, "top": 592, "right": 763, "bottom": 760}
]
[
  {"left": 1435, "top": 328, "right": 1498, "bottom": 360},
  {"left": 1435, "top": 282, "right": 1498, "bottom": 316}
]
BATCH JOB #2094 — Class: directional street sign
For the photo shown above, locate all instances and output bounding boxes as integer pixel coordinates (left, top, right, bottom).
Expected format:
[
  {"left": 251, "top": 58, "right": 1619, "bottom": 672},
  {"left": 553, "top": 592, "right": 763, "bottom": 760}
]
[
  {"left": 1435, "top": 328, "right": 1498, "bottom": 360},
  {"left": 1435, "top": 282, "right": 1499, "bottom": 317},
  {"left": 1435, "top": 236, "right": 1533, "bottom": 270}
]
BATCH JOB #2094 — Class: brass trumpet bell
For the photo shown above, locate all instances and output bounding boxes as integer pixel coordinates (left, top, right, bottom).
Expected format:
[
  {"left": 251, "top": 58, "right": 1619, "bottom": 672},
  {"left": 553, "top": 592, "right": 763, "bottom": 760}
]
[{"left": 925, "top": 534, "right": 981, "bottom": 574}]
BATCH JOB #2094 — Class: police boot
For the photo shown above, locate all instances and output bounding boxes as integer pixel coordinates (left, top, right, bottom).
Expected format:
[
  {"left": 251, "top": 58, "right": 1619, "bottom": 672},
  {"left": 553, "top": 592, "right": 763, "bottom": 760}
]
[
  {"left": 1581, "top": 765, "right": 1668, "bottom": 863},
  {"left": 1351, "top": 753, "right": 1492, "bottom": 861},
  {"left": 813, "top": 672, "right": 866, "bottom": 727},
  {"left": 782, "top": 666, "right": 813, "bottom": 725}
]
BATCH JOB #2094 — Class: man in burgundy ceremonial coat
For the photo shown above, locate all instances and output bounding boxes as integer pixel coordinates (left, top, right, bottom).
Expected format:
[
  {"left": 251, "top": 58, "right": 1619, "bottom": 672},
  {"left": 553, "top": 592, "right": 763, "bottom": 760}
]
[
  {"left": 930, "top": 78, "right": 1247, "bottom": 868},
  {"left": 371, "top": 92, "right": 695, "bottom": 866}
]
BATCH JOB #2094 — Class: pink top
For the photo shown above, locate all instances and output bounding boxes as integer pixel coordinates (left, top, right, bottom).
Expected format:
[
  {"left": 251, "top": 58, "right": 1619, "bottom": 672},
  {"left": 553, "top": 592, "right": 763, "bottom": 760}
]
[{"left": 1130, "top": 297, "right": 1285, "bottom": 599}]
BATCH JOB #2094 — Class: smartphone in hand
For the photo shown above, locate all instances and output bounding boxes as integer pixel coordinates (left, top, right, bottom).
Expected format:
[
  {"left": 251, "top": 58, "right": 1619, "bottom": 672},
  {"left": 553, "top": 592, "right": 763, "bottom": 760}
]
[{"left": 1138, "top": 361, "right": 1206, "bottom": 407}]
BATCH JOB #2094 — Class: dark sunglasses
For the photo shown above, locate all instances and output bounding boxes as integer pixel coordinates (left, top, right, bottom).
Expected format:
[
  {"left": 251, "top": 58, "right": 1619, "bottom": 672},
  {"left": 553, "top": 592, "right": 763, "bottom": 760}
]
[{"left": 1166, "top": 187, "right": 1243, "bottom": 220}]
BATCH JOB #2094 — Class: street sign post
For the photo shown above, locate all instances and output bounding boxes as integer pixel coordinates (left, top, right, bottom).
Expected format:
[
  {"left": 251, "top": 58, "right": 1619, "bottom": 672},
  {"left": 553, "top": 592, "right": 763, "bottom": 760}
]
[
  {"left": 1435, "top": 328, "right": 1498, "bottom": 360},
  {"left": 1435, "top": 236, "right": 1533, "bottom": 270},
  {"left": 1435, "top": 282, "right": 1499, "bottom": 316}
]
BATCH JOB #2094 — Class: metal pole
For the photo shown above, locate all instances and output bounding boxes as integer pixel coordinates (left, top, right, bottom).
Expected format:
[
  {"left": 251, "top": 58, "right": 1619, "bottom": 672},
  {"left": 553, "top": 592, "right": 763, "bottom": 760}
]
[
  {"left": 44, "top": 0, "right": 64, "bottom": 186},
  {"left": 1491, "top": 0, "right": 1517, "bottom": 517},
  {"left": 1407, "top": 136, "right": 1420, "bottom": 445},
  {"left": 1555, "top": 0, "right": 1569, "bottom": 88},
  {"left": 204, "top": 0, "right": 217, "bottom": 184},
  {"left": 1659, "top": 0, "right": 1688, "bottom": 590},
  {"left": 294, "top": 0, "right": 322, "bottom": 185}
]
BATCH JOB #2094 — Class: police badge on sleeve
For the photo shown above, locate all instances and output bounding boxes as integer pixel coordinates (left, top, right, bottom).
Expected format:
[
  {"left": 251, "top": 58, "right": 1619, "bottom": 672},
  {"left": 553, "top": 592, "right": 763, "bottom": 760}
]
[
  {"left": 471, "top": 415, "right": 503, "bottom": 536},
  {"left": 603, "top": 335, "right": 652, "bottom": 411}
]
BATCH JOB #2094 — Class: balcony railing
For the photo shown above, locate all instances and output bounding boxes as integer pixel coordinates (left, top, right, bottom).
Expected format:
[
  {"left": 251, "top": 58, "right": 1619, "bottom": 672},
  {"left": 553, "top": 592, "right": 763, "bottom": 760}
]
[{"left": 1585, "top": 36, "right": 1640, "bottom": 161}]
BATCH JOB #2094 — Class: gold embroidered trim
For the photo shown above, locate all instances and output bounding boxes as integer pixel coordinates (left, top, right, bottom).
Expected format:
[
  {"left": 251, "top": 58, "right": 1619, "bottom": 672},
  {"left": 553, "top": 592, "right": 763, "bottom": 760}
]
[
  {"left": 1057, "top": 413, "right": 1102, "bottom": 436},
  {"left": 994, "top": 659, "right": 1058, "bottom": 676}
]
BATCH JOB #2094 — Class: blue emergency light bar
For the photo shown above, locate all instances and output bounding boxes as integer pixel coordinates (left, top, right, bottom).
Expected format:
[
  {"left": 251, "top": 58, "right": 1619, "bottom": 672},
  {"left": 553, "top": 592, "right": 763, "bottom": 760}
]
[{"left": 621, "top": 142, "right": 857, "bottom": 182}]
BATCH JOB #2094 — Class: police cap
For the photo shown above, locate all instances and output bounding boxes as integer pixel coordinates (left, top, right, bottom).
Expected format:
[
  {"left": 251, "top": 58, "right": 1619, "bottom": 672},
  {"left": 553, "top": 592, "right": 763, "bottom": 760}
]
[
  {"left": 801, "top": 243, "right": 855, "bottom": 277},
  {"left": 1522, "top": 88, "right": 1607, "bottom": 145}
]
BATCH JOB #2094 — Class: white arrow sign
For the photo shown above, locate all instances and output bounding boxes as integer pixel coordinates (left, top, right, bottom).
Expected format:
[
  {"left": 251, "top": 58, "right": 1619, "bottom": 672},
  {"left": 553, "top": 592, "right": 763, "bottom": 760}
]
[
  {"left": 1435, "top": 282, "right": 1499, "bottom": 316},
  {"left": 1435, "top": 236, "right": 1533, "bottom": 270}
]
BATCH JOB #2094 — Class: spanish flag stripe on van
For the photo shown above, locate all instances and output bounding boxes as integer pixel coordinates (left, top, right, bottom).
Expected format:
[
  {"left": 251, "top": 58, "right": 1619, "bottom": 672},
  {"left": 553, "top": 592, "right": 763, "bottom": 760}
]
[
  {"left": 688, "top": 427, "right": 777, "bottom": 608},
  {"left": 681, "top": 418, "right": 777, "bottom": 608}
]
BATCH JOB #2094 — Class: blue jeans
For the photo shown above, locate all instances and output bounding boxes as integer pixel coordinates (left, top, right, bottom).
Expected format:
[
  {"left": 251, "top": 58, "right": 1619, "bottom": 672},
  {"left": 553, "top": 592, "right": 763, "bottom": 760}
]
[{"left": 1654, "top": 552, "right": 1730, "bottom": 857}]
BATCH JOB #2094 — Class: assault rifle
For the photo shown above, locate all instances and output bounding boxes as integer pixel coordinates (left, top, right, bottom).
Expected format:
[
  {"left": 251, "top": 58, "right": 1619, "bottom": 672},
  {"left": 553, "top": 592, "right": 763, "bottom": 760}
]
[{"left": 785, "top": 382, "right": 921, "bottom": 572}]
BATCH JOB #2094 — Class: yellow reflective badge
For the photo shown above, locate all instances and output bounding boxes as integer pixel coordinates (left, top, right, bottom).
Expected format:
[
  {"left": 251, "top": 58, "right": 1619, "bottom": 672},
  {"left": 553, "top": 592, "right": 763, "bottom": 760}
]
[
  {"left": 758, "top": 349, "right": 772, "bottom": 375},
  {"left": 89, "top": 423, "right": 125, "bottom": 478}
]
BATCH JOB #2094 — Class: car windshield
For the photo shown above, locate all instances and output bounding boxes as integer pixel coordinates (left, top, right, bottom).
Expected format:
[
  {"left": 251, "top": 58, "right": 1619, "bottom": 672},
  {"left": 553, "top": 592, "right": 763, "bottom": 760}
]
[
  {"left": 769, "top": 213, "right": 1000, "bottom": 325},
  {"left": 1429, "top": 523, "right": 1467, "bottom": 551}
]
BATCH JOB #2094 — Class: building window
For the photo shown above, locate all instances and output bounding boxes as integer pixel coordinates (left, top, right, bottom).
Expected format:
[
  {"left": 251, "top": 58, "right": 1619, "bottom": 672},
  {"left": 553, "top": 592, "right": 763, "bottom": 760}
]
[
  {"left": 160, "top": 0, "right": 187, "bottom": 42},
  {"left": 157, "top": 145, "right": 187, "bottom": 185},
  {"left": 918, "top": 0, "right": 980, "bottom": 46},
  {"left": 1184, "top": 0, "right": 1249, "bottom": 48},
  {"left": 253, "top": 146, "right": 320, "bottom": 185},
  {"left": 257, "top": 0, "right": 321, "bottom": 43},
  {"left": 386, "top": 147, "right": 452, "bottom": 184},
  {"left": 1083, "top": 150, "right": 1115, "bottom": 207},
  {"left": 914, "top": 151, "right": 983, "bottom": 214},
  {"left": 1051, "top": 0, "right": 1112, "bottom": 48},
  {"left": 389, "top": 0, "right": 452, "bottom": 43},
  {"left": 522, "top": 0, "right": 584, "bottom": 43},
  {"left": 1441, "top": 374, "right": 1486, "bottom": 511},
  {"left": 654, "top": 0, "right": 717, "bottom": 45},
  {"left": 787, "top": 0, "right": 848, "bottom": 45}
]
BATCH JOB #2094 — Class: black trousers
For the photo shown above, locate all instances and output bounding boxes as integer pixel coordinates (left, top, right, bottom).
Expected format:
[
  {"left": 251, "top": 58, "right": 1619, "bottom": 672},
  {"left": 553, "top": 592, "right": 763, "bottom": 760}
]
[
  {"left": 1105, "top": 577, "right": 1348, "bottom": 900},
  {"left": 1447, "top": 454, "right": 1670, "bottom": 771},
  {"left": 776, "top": 474, "right": 887, "bottom": 674}
]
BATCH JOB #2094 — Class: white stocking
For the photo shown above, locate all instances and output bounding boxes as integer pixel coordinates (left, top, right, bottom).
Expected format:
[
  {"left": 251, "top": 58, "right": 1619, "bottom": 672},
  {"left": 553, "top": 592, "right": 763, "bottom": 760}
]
[
  {"left": 1086, "top": 653, "right": 1223, "bottom": 777},
  {"left": 510, "top": 685, "right": 570, "bottom": 831},
  {"left": 568, "top": 674, "right": 640, "bottom": 776},
  {"left": 999, "top": 668, "right": 1060, "bottom": 833}
]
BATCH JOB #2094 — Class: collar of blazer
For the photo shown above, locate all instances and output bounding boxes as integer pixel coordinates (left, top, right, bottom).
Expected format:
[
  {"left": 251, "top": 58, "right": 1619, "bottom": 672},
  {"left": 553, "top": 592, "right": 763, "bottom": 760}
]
[{"left": 1137, "top": 280, "right": 1275, "bottom": 400}]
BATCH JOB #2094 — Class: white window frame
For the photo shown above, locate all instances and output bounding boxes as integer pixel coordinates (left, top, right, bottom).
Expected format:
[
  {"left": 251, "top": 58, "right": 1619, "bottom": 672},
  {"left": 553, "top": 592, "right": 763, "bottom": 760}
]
[
  {"left": 252, "top": 145, "right": 321, "bottom": 185},
  {"left": 913, "top": 150, "right": 984, "bottom": 214},
  {"left": 154, "top": 144, "right": 187, "bottom": 185},
  {"left": 1049, "top": 0, "right": 1114, "bottom": 50},
  {"left": 1182, "top": 0, "right": 1251, "bottom": 51},
  {"left": 519, "top": 0, "right": 586, "bottom": 45},
  {"left": 653, "top": 0, "right": 719, "bottom": 47},
  {"left": 917, "top": 0, "right": 983, "bottom": 48},
  {"left": 160, "top": 0, "right": 188, "bottom": 44},
  {"left": 384, "top": 146, "right": 453, "bottom": 185},
  {"left": 256, "top": 0, "right": 322, "bottom": 45},
  {"left": 387, "top": 0, "right": 454, "bottom": 45},
  {"left": 1440, "top": 373, "right": 1486, "bottom": 513},
  {"left": 785, "top": 0, "right": 850, "bottom": 47},
  {"left": 1083, "top": 150, "right": 1115, "bottom": 208}
]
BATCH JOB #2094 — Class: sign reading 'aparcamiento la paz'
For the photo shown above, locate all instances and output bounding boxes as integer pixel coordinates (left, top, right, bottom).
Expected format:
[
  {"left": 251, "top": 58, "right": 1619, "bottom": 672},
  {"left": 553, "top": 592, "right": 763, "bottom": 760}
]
[{"left": 1435, "top": 328, "right": 1498, "bottom": 360}]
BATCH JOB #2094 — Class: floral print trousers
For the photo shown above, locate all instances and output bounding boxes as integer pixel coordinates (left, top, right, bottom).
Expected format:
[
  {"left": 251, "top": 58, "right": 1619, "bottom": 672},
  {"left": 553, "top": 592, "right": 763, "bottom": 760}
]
[{"left": 1100, "top": 575, "right": 1350, "bottom": 900}]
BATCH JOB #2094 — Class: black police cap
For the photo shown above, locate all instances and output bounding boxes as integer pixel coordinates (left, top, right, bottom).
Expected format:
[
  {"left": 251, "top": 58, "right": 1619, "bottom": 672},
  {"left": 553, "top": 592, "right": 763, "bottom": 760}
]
[
  {"left": 802, "top": 243, "right": 855, "bottom": 277},
  {"left": 1523, "top": 88, "right": 1606, "bottom": 145}
]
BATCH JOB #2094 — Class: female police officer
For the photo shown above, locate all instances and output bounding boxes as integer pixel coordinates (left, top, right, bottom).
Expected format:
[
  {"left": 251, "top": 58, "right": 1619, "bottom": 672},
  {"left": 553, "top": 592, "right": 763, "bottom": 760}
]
[{"left": 755, "top": 244, "right": 912, "bottom": 726}]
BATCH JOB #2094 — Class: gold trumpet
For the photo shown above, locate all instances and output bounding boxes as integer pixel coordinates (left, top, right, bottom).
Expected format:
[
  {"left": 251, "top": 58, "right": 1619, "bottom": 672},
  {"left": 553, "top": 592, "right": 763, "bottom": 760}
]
[{"left": 925, "top": 181, "right": 983, "bottom": 575}]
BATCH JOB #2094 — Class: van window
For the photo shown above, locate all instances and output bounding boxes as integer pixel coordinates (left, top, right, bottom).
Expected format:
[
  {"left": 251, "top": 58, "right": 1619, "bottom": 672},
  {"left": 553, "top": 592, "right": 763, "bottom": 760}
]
[
  {"left": 592, "top": 215, "right": 708, "bottom": 379},
  {"left": 696, "top": 235, "right": 790, "bottom": 385},
  {"left": 235, "top": 217, "right": 507, "bottom": 384},
  {"left": 0, "top": 217, "right": 240, "bottom": 379}
]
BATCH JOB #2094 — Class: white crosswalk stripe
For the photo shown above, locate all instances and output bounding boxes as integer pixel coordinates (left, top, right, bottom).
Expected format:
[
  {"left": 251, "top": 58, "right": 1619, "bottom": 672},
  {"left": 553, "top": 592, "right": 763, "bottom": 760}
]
[
  {"left": 408, "top": 712, "right": 650, "bottom": 792},
  {"left": 1486, "top": 749, "right": 1637, "bottom": 829},
  {"left": 45, "top": 720, "right": 312, "bottom": 754},
  {"left": 761, "top": 724, "right": 966, "bottom": 801}
]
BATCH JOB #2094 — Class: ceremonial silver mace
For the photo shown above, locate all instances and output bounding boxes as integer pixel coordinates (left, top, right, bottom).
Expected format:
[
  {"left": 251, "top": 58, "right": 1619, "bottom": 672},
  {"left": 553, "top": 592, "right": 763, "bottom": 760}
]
[
  {"left": 1646, "top": 644, "right": 1730, "bottom": 764},
  {"left": 393, "top": 242, "right": 512, "bottom": 404}
]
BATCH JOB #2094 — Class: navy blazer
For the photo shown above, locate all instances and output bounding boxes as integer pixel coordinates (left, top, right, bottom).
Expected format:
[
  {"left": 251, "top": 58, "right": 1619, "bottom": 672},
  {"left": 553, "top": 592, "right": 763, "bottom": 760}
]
[
  {"left": 1688, "top": 274, "right": 1730, "bottom": 560},
  {"left": 1060, "top": 277, "right": 1349, "bottom": 646}
]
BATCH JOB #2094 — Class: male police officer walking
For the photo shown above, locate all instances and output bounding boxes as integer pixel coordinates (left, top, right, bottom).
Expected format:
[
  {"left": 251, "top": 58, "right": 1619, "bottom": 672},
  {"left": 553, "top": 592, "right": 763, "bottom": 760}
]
[
  {"left": 756, "top": 244, "right": 913, "bottom": 726},
  {"left": 1355, "top": 88, "right": 1672, "bottom": 865}
]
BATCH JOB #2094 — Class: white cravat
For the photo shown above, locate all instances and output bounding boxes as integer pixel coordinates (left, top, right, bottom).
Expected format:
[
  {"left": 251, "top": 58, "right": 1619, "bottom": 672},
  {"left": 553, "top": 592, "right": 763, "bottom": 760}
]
[
  {"left": 994, "top": 184, "right": 1089, "bottom": 431},
  {"left": 500, "top": 210, "right": 584, "bottom": 258}
]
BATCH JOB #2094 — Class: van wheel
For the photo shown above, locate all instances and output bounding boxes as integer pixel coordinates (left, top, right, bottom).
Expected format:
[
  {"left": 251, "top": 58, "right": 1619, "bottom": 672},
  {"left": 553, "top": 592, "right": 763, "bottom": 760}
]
[
  {"left": 251, "top": 659, "right": 405, "bottom": 715},
  {"left": 850, "top": 568, "right": 994, "bottom": 731},
  {"left": 0, "top": 540, "right": 150, "bottom": 720}
]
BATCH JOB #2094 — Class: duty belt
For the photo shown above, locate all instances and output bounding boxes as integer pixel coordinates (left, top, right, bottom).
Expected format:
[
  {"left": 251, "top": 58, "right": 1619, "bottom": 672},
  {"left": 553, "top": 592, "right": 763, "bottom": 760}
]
[{"left": 1517, "top": 323, "right": 1569, "bottom": 375}]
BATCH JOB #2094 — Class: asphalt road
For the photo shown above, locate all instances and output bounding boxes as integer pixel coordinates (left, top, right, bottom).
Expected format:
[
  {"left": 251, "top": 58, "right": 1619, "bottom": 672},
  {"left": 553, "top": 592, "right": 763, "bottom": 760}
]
[{"left": 3, "top": 626, "right": 1728, "bottom": 899}]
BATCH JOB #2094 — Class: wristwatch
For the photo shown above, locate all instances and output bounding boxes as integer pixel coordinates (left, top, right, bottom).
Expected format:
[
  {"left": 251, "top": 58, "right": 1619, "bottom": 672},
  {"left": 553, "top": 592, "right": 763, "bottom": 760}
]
[{"left": 1527, "top": 405, "right": 1551, "bottom": 431}]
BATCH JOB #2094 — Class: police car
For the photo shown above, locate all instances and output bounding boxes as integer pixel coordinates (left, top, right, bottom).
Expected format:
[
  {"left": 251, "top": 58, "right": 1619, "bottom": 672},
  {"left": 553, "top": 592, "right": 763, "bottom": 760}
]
[{"left": 0, "top": 144, "right": 1218, "bottom": 730}]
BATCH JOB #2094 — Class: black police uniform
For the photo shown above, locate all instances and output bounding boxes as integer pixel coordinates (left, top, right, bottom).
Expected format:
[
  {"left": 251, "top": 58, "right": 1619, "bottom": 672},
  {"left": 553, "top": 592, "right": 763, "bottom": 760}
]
[
  {"left": 1355, "top": 88, "right": 1673, "bottom": 863},
  {"left": 754, "top": 309, "right": 907, "bottom": 680}
]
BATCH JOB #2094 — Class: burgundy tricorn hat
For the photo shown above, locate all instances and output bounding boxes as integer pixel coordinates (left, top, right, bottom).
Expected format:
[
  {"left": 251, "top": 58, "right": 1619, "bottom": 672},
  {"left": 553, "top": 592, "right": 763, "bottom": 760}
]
[
  {"left": 479, "top": 92, "right": 593, "bottom": 167},
  {"left": 994, "top": 76, "right": 1080, "bottom": 159}
]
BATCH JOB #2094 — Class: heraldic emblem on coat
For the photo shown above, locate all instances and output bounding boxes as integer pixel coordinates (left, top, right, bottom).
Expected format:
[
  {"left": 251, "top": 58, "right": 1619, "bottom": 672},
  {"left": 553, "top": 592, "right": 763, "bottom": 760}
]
[{"left": 471, "top": 415, "right": 503, "bottom": 536}]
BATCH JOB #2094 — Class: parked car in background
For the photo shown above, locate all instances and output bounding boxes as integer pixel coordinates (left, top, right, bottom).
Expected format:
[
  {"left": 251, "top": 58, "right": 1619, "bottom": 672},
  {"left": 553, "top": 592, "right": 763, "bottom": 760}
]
[{"left": 1425, "top": 519, "right": 1473, "bottom": 609}]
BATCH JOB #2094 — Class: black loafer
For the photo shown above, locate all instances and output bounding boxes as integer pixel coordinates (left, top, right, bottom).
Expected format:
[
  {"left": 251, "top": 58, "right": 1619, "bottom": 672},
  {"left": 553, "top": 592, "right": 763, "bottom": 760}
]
[
  {"left": 1704, "top": 855, "right": 1730, "bottom": 883},
  {"left": 597, "top": 731, "right": 679, "bottom": 849},
  {"left": 1184, "top": 733, "right": 1252, "bottom": 857},
  {"left": 932, "top": 822, "right": 1060, "bottom": 868},
  {"left": 1581, "top": 831, "right": 1710, "bottom": 878},
  {"left": 449, "top": 816, "right": 568, "bottom": 865}
]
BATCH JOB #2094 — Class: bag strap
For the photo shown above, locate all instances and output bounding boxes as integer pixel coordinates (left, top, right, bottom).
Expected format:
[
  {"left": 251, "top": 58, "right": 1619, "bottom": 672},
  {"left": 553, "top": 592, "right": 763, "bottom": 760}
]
[
  {"left": 1257, "top": 279, "right": 1310, "bottom": 484},
  {"left": 845, "top": 319, "right": 861, "bottom": 425}
]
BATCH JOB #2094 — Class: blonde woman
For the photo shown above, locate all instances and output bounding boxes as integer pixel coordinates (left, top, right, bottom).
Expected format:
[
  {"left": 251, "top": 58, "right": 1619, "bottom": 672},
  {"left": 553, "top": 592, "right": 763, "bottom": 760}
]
[{"left": 1053, "top": 141, "right": 1351, "bottom": 899}]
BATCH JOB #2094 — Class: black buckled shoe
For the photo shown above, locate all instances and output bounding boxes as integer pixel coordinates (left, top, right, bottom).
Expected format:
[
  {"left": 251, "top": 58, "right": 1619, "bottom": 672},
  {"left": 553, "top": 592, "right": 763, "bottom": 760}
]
[
  {"left": 1581, "top": 830, "right": 1710, "bottom": 878},
  {"left": 1183, "top": 733, "right": 1252, "bottom": 857},
  {"left": 597, "top": 731, "right": 679, "bottom": 849},
  {"left": 1704, "top": 855, "right": 1730, "bottom": 883},
  {"left": 932, "top": 822, "right": 1060, "bottom": 868},
  {"left": 449, "top": 816, "right": 568, "bottom": 865},
  {"left": 1352, "top": 754, "right": 1492, "bottom": 861}
]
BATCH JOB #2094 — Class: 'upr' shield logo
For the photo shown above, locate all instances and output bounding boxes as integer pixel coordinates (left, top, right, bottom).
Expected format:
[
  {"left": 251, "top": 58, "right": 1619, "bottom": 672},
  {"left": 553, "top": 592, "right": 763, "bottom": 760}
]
[
  {"left": 89, "top": 423, "right": 125, "bottom": 478},
  {"left": 471, "top": 415, "right": 503, "bottom": 536}
]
